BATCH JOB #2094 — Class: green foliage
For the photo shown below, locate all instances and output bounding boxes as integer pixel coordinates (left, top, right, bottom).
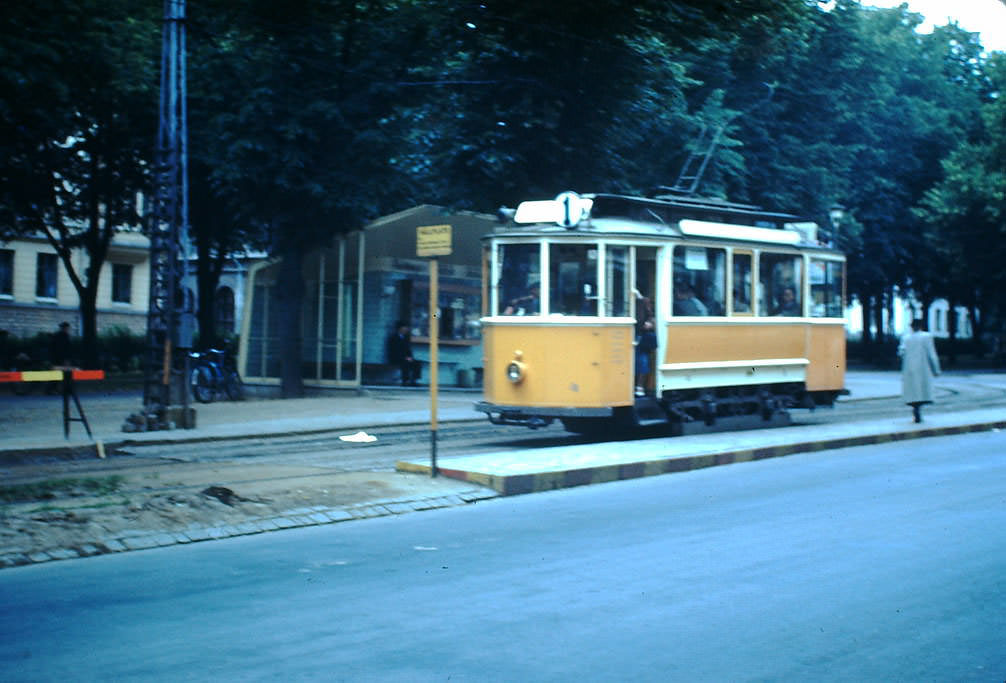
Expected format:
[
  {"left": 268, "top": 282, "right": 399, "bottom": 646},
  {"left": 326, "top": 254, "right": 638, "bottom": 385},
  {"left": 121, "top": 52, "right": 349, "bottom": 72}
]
[
  {"left": 99, "top": 326, "right": 146, "bottom": 373},
  {"left": 0, "top": 0, "right": 159, "bottom": 364},
  {"left": 3, "top": 0, "right": 1004, "bottom": 357},
  {"left": 1, "top": 328, "right": 145, "bottom": 373}
]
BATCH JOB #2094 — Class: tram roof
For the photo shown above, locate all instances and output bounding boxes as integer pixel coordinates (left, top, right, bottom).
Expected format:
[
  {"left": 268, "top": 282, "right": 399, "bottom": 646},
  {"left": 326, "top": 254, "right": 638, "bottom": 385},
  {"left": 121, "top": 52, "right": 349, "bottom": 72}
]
[{"left": 491, "top": 192, "right": 838, "bottom": 251}]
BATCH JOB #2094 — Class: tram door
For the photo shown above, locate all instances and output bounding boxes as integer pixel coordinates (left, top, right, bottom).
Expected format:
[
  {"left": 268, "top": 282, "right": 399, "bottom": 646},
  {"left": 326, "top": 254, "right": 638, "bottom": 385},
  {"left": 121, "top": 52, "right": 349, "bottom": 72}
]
[
  {"left": 635, "top": 247, "right": 658, "bottom": 393},
  {"left": 634, "top": 247, "right": 657, "bottom": 321}
]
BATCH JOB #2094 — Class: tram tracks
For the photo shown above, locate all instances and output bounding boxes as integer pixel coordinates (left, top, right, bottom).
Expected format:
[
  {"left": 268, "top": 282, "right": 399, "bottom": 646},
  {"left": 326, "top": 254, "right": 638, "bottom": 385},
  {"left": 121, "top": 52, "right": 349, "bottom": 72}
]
[{"left": 4, "top": 379, "right": 1004, "bottom": 494}]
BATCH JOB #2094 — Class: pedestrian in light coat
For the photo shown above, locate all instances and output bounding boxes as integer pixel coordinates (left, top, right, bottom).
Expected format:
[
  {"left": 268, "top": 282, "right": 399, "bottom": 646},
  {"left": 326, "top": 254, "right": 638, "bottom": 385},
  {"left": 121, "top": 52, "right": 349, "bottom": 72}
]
[{"left": 898, "top": 318, "right": 941, "bottom": 423}]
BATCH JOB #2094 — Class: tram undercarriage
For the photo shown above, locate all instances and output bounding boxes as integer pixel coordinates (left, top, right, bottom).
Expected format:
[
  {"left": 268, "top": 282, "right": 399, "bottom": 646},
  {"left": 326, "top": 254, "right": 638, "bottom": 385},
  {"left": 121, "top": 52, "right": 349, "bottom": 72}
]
[{"left": 476, "top": 382, "right": 843, "bottom": 436}]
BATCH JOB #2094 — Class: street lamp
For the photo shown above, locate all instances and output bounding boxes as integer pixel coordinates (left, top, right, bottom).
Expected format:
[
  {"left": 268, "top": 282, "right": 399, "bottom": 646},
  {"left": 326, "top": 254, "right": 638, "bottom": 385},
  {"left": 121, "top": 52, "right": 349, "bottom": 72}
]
[{"left": 828, "top": 203, "right": 845, "bottom": 248}]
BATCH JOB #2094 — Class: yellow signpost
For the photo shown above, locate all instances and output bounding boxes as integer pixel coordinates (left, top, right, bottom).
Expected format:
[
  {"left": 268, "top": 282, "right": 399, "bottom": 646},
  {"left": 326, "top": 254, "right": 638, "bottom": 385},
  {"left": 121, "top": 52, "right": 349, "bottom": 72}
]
[
  {"left": 416, "top": 223, "right": 452, "bottom": 257},
  {"left": 417, "top": 224, "right": 452, "bottom": 476}
]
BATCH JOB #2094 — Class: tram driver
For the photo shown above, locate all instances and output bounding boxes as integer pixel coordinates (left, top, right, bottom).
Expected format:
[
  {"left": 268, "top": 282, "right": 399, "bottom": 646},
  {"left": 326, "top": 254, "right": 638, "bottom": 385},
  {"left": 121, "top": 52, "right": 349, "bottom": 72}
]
[{"left": 504, "top": 282, "right": 540, "bottom": 316}]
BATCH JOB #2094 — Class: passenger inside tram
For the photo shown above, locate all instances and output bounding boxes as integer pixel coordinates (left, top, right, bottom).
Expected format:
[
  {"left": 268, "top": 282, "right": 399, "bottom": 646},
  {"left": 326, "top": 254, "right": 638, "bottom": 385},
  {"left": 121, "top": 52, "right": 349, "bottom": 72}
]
[
  {"left": 771, "top": 286, "right": 801, "bottom": 316},
  {"left": 673, "top": 282, "right": 708, "bottom": 316}
]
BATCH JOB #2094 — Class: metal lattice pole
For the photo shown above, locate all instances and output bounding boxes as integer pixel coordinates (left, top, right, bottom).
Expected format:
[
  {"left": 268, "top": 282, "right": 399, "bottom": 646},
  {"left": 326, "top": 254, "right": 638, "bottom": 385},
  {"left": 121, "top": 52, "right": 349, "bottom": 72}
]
[{"left": 138, "top": 0, "right": 189, "bottom": 430}]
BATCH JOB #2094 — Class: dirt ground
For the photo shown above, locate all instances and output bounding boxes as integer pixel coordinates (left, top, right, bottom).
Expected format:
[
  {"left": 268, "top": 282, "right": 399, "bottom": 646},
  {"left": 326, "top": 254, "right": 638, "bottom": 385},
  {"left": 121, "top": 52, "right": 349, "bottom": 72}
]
[{"left": 0, "top": 459, "right": 485, "bottom": 561}]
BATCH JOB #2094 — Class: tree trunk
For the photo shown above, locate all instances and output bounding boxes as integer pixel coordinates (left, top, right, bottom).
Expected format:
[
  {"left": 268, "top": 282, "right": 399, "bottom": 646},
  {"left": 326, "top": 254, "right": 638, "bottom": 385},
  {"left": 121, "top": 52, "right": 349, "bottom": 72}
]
[
  {"left": 947, "top": 297, "right": 958, "bottom": 366},
  {"left": 861, "top": 295, "right": 874, "bottom": 345},
  {"left": 918, "top": 294, "right": 933, "bottom": 330},
  {"left": 277, "top": 247, "right": 305, "bottom": 398},
  {"left": 195, "top": 237, "right": 225, "bottom": 351},
  {"left": 79, "top": 285, "right": 100, "bottom": 368},
  {"left": 873, "top": 291, "right": 886, "bottom": 345},
  {"left": 967, "top": 304, "right": 983, "bottom": 356}
]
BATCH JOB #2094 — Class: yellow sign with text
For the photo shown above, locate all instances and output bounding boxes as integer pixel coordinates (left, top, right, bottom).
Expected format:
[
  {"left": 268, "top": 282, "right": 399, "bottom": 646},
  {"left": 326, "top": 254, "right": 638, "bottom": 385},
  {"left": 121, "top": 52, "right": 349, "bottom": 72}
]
[{"left": 417, "top": 224, "right": 452, "bottom": 257}]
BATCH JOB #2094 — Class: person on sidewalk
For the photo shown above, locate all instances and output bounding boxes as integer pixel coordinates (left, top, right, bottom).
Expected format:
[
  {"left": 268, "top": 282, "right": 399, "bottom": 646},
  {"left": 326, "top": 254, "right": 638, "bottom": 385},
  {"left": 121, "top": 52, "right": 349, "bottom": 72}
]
[
  {"left": 387, "top": 321, "right": 420, "bottom": 386},
  {"left": 50, "top": 321, "right": 73, "bottom": 368},
  {"left": 898, "top": 318, "right": 941, "bottom": 423}
]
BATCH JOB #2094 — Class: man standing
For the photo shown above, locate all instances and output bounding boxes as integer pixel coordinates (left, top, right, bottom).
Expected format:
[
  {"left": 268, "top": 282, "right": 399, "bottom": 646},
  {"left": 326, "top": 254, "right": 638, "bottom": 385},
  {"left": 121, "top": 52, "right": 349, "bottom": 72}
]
[
  {"left": 387, "top": 321, "right": 420, "bottom": 386},
  {"left": 50, "top": 321, "right": 73, "bottom": 368},
  {"left": 898, "top": 318, "right": 941, "bottom": 423}
]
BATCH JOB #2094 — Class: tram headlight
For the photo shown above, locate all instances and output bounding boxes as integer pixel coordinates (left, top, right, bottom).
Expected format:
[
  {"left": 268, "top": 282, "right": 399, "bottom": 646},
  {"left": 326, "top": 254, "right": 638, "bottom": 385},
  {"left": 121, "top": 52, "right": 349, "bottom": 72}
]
[{"left": 506, "top": 360, "right": 526, "bottom": 384}]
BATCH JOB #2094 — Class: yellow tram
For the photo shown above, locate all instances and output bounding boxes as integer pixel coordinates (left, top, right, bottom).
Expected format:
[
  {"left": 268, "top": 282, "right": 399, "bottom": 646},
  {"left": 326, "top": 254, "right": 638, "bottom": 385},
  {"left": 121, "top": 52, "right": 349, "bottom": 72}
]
[{"left": 475, "top": 191, "right": 847, "bottom": 434}]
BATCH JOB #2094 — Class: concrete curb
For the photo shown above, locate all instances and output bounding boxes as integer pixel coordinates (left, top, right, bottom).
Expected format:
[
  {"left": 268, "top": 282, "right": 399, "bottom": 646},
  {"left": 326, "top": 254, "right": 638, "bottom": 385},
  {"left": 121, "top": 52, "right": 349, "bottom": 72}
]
[
  {"left": 399, "top": 418, "right": 1006, "bottom": 496},
  {"left": 0, "top": 487, "right": 498, "bottom": 570}
]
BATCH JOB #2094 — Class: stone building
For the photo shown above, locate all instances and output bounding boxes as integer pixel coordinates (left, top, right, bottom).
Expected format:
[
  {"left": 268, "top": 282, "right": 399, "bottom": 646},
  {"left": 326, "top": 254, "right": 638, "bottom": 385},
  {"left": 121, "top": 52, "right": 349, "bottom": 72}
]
[{"left": 0, "top": 231, "right": 150, "bottom": 339}]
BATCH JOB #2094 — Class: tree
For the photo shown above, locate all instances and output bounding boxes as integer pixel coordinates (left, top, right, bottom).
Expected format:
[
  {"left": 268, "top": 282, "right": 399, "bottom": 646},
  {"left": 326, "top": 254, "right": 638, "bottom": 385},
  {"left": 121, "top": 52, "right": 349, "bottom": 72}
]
[
  {"left": 916, "top": 52, "right": 1006, "bottom": 345},
  {"left": 0, "top": 0, "right": 158, "bottom": 366},
  {"left": 190, "top": 0, "right": 423, "bottom": 396}
]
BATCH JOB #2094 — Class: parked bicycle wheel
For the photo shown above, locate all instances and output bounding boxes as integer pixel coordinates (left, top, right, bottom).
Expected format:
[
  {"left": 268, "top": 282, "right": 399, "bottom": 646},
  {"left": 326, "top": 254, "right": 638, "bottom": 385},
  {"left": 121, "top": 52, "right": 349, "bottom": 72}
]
[
  {"left": 190, "top": 365, "right": 215, "bottom": 403},
  {"left": 224, "top": 369, "right": 244, "bottom": 401}
]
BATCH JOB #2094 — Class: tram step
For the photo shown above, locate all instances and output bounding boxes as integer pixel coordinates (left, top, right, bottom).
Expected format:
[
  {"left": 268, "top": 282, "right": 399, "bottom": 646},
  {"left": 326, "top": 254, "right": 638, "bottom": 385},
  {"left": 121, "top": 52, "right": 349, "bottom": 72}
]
[{"left": 634, "top": 396, "right": 668, "bottom": 424}]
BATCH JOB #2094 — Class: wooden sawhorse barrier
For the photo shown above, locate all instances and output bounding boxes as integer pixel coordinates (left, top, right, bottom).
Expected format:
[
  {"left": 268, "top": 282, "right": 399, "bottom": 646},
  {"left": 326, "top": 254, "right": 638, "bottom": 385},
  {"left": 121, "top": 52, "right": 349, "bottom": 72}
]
[{"left": 0, "top": 368, "right": 106, "bottom": 440}]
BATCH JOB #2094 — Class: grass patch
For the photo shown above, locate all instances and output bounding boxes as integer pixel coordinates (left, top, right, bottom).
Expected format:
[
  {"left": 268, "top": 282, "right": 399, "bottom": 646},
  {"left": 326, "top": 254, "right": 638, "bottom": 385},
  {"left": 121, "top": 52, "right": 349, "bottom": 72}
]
[{"left": 0, "top": 476, "right": 125, "bottom": 504}]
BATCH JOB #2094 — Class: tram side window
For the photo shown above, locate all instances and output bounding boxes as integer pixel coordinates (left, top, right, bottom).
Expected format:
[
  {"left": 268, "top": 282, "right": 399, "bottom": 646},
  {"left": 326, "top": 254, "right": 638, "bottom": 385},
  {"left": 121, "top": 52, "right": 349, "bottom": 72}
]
[
  {"left": 760, "top": 253, "right": 803, "bottom": 316},
  {"left": 732, "top": 253, "right": 752, "bottom": 314},
  {"left": 549, "top": 243, "right": 599, "bottom": 316},
  {"left": 498, "top": 243, "right": 541, "bottom": 315},
  {"left": 672, "top": 246, "right": 726, "bottom": 316},
  {"left": 810, "top": 259, "right": 844, "bottom": 317},
  {"left": 606, "top": 246, "right": 629, "bottom": 317}
]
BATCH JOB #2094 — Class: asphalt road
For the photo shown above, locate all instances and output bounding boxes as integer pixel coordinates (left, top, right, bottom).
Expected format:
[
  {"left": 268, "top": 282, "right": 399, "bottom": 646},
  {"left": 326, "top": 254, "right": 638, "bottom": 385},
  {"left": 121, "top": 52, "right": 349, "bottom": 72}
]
[{"left": 1, "top": 430, "right": 1003, "bottom": 681}]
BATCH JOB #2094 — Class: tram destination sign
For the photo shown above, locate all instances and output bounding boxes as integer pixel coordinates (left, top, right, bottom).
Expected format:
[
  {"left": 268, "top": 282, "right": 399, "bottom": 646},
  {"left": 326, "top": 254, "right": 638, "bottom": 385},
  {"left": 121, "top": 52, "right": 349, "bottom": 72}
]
[{"left": 417, "top": 223, "right": 452, "bottom": 257}]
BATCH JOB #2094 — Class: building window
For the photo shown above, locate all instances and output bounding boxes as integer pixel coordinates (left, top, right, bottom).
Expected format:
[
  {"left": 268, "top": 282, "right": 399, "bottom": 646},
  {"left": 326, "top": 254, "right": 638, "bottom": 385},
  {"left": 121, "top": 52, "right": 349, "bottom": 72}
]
[
  {"left": 215, "top": 286, "right": 235, "bottom": 334},
  {"left": 36, "top": 253, "right": 58, "bottom": 299},
  {"left": 0, "top": 249, "right": 12, "bottom": 297},
  {"left": 411, "top": 279, "right": 482, "bottom": 340},
  {"left": 112, "top": 263, "right": 132, "bottom": 303}
]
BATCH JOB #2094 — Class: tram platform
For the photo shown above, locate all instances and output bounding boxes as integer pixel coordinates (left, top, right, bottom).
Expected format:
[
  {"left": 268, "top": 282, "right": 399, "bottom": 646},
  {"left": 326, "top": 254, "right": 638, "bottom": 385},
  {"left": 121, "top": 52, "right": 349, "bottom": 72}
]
[{"left": 396, "top": 404, "right": 1006, "bottom": 495}]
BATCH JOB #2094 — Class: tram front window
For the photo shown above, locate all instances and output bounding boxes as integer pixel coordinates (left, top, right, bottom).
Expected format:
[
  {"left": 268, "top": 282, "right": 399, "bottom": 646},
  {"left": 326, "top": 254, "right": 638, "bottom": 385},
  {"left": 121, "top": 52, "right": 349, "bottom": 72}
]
[
  {"left": 498, "top": 243, "right": 541, "bottom": 316},
  {"left": 550, "top": 243, "right": 599, "bottom": 316},
  {"left": 810, "top": 259, "right": 844, "bottom": 317}
]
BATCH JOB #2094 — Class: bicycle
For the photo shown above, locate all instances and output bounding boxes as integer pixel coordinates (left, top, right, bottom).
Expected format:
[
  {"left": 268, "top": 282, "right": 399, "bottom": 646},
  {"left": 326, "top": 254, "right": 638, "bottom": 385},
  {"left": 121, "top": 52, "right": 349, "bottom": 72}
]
[{"left": 189, "top": 348, "right": 244, "bottom": 403}]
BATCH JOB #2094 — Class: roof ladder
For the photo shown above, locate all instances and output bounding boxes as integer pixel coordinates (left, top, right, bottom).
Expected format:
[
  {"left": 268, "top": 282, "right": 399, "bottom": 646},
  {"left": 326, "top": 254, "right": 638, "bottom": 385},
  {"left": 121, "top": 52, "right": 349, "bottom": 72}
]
[{"left": 669, "top": 123, "right": 726, "bottom": 196}]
